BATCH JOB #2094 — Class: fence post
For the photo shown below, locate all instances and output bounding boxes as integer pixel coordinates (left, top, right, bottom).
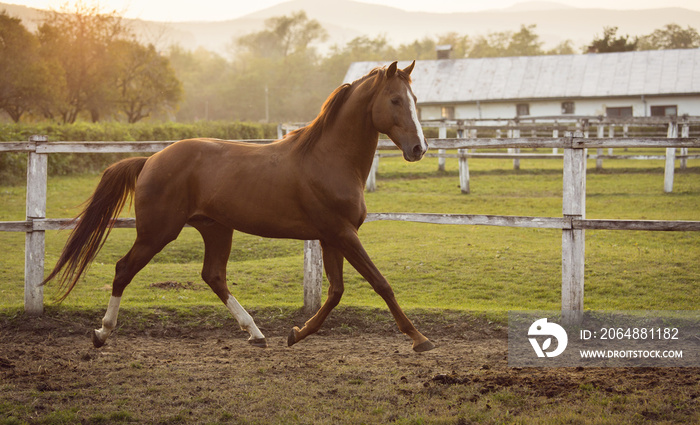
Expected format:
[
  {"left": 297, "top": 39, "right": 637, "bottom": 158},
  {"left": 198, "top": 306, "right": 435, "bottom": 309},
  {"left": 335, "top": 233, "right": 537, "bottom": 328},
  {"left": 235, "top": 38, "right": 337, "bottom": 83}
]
[
  {"left": 562, "top": 131, "right": 586, "bottom": 325},
  {"left": 25, "top": 135, "right": 48, "bottom": 315},
  {"left": 303, "top": 240, "right": 323, "bottom": 315},
  {"left": 680, "top": 123, "right": 689, "bottom": 170},
  {"left": 366, "top": 153, "right": 379, "bottom": 192},
  {"left": 596, "top": 125, "right": 605, "bottom": 170},
  {"left": 664, "top": 120, "right": 677, "bottom": 193},
  {"left": 438, "top": 123, "right": 447, "bottom": 172},
  {"left": 458, "top": 149, "right": 470, "bottom": 194},
  {"left": 508, "top": 122, "right": 521, "bottom": 170}
]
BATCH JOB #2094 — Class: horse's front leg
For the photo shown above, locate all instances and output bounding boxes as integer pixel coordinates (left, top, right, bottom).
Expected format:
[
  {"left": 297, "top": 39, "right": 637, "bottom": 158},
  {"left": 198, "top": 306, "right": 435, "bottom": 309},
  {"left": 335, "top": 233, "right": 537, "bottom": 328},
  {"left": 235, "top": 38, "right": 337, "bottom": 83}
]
[
  {"left": 338, "top": 231, "right": 435, "bottom": 352},
  {"left": 288, "top": 242, "right": 344, "bottom": 346}
]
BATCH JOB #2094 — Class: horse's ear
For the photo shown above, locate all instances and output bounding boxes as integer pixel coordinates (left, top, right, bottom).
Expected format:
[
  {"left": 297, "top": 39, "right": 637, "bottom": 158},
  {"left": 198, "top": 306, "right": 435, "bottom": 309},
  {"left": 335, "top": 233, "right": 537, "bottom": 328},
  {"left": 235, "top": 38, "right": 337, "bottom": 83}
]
[
  {"left": 403, "top": 60, "right": 415, "bottom": 75},
  {"left": 386, "top": 61, "right": 398, "bottom": 78}
]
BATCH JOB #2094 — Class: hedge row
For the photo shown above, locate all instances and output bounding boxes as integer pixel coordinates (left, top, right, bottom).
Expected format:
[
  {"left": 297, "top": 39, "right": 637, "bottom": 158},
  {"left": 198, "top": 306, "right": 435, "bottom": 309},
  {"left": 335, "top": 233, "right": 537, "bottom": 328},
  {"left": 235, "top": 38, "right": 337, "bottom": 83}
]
[
  {"left": 0, "top": 120, "right": 279, "bottom": 142},
  {"left": 0, "top": 121, "right": 278, "bottom": 184}
]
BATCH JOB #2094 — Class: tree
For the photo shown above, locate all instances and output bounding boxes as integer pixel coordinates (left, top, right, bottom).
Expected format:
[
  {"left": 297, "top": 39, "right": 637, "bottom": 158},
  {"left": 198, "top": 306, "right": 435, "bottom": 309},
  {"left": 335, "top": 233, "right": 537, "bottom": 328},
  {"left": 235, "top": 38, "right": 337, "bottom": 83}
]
[
  {"left": 113, "top": 41, "right": 182, "bottom": 123},
  {"left": 587, "top": 27, "right": 637, "bottom": 53},
  {"left": 168, "top": 46, "right": 233, "bottom": 121},
  {"left": 327, "top": 35, "right": 396, "bottom": 63},
  {"left": 0, "top": 11, "right": 59, "bottom": 122},
  {"left": 638, "top": 23, "right": 700, "bottom": 50},
  {"left": 546, "top": 40, "right": 576, "bottom": 55},
  {"left": 223, "top": 11, "right": 331, "bottom": 123},
  {"left": 396, "top": 37, "right": 437, "bottom": 60},
  {"left": 468, "top": 30, "right": 511, "bottom": 58},
  {"left": 466, "top": 25, "right": 548, "bottom": 58},
  {"left": 37, "top": 2, "right": 129, "bottom": 122},
  {"left": 29, "top": 2, "right": 183, "bottom": 123},
  {"left": 234, "top": 11, "right": 327, "bottom": 59},
  {"left": 506, "top": 25, "right": 544, "bottom": 56}
]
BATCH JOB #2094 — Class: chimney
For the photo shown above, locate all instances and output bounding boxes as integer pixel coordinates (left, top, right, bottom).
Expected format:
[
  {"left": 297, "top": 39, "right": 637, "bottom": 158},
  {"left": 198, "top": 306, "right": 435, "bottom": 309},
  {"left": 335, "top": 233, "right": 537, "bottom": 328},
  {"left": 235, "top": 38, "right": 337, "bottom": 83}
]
[{"left": 436, "top": 45, "right": 452, "bottom": 60}]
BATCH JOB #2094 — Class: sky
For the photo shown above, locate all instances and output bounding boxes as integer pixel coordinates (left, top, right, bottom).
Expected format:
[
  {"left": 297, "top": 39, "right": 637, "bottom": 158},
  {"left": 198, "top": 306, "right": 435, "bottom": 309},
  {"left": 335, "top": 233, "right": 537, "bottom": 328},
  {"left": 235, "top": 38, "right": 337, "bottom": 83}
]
[{"left": 5, "top": 0, "right": 700, "bottom": 22}]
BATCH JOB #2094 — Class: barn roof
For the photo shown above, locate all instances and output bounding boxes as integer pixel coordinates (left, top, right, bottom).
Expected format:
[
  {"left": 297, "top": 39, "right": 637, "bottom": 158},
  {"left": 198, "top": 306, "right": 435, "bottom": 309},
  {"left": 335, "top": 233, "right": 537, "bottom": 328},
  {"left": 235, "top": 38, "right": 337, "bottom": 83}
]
[{"left": 343, "top": 49, "right": 700, "bottom": 104}]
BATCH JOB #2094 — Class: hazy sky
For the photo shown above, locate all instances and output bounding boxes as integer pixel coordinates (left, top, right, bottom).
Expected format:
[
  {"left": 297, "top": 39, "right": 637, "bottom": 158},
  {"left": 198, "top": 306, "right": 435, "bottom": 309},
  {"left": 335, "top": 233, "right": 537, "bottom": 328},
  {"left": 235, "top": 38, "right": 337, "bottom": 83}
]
[{"left": 5, "top": 0, "right": 700, "bottom": 22}]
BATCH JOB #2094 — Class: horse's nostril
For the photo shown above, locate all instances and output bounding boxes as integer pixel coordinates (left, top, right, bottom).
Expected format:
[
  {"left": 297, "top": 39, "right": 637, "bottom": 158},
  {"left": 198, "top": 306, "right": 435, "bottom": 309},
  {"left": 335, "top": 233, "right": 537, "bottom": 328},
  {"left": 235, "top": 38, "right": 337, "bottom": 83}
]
[{"left": 412, "top": 144, "right": 424, "bottom": 158}]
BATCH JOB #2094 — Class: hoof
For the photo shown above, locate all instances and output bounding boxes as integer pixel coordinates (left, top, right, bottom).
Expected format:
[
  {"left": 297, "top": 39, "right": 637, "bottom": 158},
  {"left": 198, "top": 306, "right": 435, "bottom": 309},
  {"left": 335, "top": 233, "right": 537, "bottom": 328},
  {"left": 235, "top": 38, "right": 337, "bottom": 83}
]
[
  {"left": 248, "top": 338, "right": 267, "bottom": 348},
  {"left": 287, "top": 327, "right": 301, "bottom": 347},
  {"left": 92, "top": 330, "right": 106, "bottom": 348},
  {"left": 413, "top": 339, "right": 436, "bottom": 353}
]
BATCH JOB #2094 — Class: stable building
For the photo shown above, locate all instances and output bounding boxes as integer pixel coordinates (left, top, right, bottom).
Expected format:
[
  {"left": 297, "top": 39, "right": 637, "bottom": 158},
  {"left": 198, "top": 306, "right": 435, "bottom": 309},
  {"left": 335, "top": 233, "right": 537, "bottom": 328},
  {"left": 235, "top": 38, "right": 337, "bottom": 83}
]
[{"left": 343, "top": 49, "right": 700, "bottom": 121}]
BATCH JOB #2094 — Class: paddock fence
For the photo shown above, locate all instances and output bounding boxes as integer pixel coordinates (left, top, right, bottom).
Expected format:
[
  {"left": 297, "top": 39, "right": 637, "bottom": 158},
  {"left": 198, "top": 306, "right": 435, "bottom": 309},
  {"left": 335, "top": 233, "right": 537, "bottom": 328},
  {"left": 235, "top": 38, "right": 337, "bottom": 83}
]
[
  {"left": 1, "top": 134, "right": 699, "bottom": 323},
  {"left": 366, "top": 117, "right": 700, "bottom": 193}
]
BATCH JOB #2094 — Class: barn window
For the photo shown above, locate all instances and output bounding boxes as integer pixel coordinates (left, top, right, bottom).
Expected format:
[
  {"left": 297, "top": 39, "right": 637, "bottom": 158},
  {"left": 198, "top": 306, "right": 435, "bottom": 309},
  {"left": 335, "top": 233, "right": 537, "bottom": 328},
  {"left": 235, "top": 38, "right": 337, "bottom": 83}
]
[
  {"left": 561, "top": 101, "right": 575, "bottom": 115},
  {"left": 516, "top": 103, "right": 530, "bottom": 116},
  {"left": 441, "top": 106, "right": 455, "bottom": 119},
  {"left": 650, "top": 105, "right": 677, "bottom": 117},
  {"left": 606, "top": 107, "right": 633, "bottom": 118}
]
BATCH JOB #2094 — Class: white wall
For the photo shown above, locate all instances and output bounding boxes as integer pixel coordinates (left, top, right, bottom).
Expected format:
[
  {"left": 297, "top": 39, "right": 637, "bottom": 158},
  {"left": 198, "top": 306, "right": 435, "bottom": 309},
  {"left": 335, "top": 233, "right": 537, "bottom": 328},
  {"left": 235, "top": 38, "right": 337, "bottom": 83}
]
[{"left": 418, "top": 95, "right": 700, "bottom": 120}]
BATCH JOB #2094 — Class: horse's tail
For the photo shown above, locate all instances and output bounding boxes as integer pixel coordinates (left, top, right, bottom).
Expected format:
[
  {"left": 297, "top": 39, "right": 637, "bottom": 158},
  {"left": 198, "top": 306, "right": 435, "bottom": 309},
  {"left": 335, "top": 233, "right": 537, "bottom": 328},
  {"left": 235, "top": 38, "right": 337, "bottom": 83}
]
[{"left": 43, "top": 157, "right": 148, "bottom": 302}]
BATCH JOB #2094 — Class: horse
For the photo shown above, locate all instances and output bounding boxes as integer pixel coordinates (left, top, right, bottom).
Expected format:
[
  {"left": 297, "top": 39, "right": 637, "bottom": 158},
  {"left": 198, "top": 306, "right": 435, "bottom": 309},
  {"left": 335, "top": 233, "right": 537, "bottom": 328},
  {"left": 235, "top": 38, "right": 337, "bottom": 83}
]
[{"left": 43, "top": 61, "right": 435, "bottom": 352}]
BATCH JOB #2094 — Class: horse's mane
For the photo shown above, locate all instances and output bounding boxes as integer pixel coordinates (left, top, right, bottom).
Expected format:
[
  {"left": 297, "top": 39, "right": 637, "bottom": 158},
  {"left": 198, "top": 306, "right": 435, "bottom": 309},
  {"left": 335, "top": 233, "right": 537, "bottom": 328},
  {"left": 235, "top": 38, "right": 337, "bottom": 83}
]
[{"left": 286, "top": 64, "right": 412, "bottom": 154}]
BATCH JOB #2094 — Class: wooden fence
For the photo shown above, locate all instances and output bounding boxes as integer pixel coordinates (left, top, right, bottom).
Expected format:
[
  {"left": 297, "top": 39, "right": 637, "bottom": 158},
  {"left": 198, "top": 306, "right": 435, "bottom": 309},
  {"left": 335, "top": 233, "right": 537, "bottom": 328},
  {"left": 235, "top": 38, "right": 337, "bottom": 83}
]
[
  {"left": 367, "top": 120, "right": 699, "bottom": 193},
  {"left": 1, "top": 135, "right": 699, "bottom": 322}
]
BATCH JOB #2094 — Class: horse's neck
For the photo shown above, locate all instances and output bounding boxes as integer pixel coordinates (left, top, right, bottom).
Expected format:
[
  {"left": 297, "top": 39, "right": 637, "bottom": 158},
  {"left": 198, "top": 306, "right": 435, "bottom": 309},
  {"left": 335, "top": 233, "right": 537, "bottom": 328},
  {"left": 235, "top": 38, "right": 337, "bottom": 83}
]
[{"left": 318, "top": 84, "right": 379, "bottom": 180}]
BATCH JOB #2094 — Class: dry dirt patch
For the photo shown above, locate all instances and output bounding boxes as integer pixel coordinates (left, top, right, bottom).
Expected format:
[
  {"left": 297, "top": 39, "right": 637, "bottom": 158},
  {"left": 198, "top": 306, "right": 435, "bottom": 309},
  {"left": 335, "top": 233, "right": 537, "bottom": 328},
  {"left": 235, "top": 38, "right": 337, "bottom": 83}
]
[{"left": 1, "top": 308, "right": 698, "bottom": 424}]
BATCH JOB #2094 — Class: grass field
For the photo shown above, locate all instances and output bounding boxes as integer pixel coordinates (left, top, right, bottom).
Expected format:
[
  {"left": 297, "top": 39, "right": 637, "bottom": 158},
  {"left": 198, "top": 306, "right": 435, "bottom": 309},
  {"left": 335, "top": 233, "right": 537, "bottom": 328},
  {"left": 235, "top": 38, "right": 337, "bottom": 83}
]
[{"left": 1, "top": 150, "right": 698, "bottom": 314}]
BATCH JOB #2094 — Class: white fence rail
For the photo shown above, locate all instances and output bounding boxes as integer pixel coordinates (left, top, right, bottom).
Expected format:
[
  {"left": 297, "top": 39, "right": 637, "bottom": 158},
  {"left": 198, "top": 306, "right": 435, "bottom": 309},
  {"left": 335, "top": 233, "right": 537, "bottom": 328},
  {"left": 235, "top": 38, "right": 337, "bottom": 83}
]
[
  {"left": 1, "top": 135, "right": 699, "bottom": 321},
  {"left": 367, "top": 120, "right": 698, "bottom": 193}
]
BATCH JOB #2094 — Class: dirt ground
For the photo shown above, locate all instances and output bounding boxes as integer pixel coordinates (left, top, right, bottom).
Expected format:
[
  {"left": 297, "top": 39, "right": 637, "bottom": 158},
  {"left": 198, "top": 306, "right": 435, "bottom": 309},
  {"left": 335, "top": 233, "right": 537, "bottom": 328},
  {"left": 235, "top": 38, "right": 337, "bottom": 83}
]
[{"left": 1, "top": 307, "right": 698, "bottom": 424}]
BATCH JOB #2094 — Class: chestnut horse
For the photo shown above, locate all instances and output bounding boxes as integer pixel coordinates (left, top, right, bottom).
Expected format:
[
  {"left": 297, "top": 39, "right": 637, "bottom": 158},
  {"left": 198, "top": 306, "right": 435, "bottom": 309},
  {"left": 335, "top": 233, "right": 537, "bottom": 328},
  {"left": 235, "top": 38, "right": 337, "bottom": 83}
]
[{"left": 43, "top": 61, "right": 435, "bottom": 352}]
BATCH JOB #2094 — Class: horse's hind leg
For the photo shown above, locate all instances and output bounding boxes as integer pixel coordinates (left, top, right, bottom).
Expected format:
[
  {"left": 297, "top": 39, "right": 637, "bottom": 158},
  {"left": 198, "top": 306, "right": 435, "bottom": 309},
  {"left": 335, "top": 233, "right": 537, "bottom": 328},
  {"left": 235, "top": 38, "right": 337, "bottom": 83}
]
[
  {"left": 192, "top": 219, "right": 266, "bottom": 347},
  {"left": 93, "top": 232, "right": 178, "bottom": 347}
]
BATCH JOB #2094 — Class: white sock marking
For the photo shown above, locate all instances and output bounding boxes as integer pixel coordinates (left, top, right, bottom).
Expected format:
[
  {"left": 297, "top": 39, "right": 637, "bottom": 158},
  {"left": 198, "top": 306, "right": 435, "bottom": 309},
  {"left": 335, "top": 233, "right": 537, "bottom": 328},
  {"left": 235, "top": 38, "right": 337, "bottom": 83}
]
[
  {"left": 226, "top": 294, "right": 265, "bottom": 340},
  {"left": 95, "top": 295, "right": 121, "bottom": 342}
]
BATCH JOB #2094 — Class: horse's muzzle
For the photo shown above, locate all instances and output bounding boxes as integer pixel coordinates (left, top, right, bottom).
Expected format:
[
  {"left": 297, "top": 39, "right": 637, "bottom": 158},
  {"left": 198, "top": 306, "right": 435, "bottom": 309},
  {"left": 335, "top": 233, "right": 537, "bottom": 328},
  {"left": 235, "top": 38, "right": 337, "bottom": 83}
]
[{"left": 404, "top": 139, "right": 428, "bottom": 162}]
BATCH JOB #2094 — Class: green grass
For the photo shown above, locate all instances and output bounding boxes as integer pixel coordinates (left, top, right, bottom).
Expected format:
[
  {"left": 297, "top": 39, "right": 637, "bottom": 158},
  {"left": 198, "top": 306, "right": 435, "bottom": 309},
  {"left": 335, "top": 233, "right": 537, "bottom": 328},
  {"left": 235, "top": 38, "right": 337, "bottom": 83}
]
[{"left": 1, "top": 150, "right": 699, "bottom": 313}]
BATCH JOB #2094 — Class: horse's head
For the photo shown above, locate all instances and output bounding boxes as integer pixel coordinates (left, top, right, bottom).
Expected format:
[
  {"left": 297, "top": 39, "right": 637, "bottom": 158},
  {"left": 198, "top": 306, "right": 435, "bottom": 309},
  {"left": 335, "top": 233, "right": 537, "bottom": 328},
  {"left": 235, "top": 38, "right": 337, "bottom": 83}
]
[{"left": 371, "top": 61, "right": 428, "bottom": 162}]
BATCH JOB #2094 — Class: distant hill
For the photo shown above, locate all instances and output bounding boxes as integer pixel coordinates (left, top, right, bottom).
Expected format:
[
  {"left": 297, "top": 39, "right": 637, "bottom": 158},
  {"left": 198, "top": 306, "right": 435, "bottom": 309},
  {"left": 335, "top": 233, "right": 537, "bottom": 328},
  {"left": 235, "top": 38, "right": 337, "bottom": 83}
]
[
  {"left": 2, "top": 0, "right": 699, "bottom": 56},
  {"left": 504, "top": 1, "right": 576, "bottom": 11},
  {"left": 0, "top": 2, "right": 44, "bottom": 24}
]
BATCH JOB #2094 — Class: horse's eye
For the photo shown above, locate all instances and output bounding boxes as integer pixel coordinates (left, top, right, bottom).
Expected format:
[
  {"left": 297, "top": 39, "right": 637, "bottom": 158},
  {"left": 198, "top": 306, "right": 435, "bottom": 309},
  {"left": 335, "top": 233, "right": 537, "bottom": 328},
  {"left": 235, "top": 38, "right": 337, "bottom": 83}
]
[{"left": 391, "top": 98, "right": 401, "bottom": 105}]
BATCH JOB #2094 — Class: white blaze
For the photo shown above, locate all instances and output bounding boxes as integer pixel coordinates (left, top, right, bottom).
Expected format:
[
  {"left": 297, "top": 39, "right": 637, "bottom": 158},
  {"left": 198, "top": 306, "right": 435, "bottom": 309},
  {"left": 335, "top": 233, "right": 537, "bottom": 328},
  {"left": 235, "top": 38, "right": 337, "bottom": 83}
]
[{"left": 407, "top": 88, "right": 427, "bottom": 152}]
